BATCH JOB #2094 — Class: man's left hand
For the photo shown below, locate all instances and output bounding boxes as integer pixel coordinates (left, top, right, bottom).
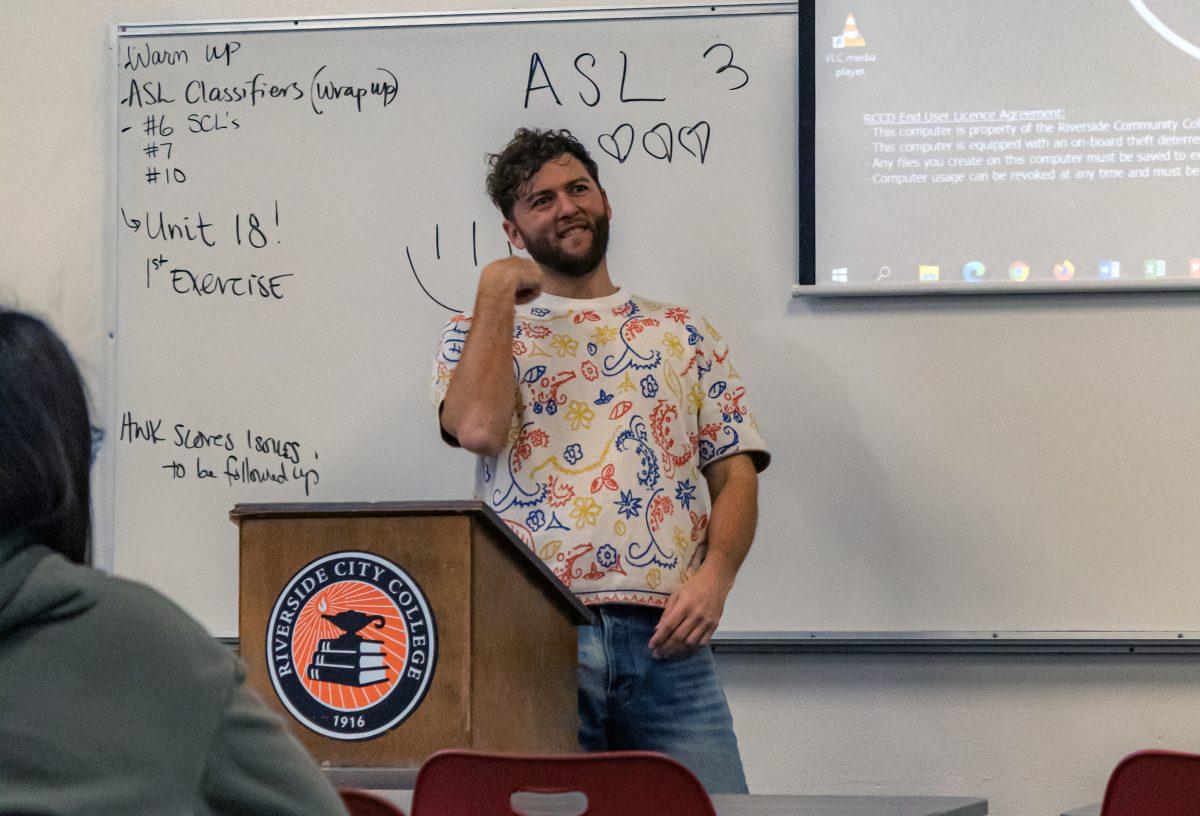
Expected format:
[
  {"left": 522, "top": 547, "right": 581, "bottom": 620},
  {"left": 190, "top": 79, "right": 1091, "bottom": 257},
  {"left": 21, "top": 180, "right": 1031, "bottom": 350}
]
[
  {"left": 648, "top": 453, "right": 758, "bottom": 660},
  {"left": 648, "top": 565, "right": 734, "bottom": 659}
]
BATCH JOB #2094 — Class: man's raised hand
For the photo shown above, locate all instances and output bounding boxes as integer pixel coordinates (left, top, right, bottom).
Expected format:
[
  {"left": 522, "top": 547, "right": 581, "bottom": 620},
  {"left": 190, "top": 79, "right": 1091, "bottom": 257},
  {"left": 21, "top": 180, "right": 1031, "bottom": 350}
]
[{"left": 481, "top": 256, "right": 544, "bottom": 305}]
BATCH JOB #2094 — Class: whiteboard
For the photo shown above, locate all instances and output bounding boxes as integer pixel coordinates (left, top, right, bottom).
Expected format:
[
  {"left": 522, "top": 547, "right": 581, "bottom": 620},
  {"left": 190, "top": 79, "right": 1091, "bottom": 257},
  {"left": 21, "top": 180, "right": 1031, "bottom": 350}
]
[
  {"left": 112, "top": 4, "right": 799, "bottom": 636},
  {"left": 112, "top": 4, "right": 1200, "bottom": 641}
]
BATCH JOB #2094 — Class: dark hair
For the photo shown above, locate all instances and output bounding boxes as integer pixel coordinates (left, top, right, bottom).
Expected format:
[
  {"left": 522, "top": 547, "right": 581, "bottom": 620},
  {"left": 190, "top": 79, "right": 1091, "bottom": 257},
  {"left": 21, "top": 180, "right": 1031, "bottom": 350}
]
[
  {"left": 485, "top": 128, "right": 601, "bottom": 219},
  {"left": 0, "top": 311, "right": 92, "bottom": 564}
]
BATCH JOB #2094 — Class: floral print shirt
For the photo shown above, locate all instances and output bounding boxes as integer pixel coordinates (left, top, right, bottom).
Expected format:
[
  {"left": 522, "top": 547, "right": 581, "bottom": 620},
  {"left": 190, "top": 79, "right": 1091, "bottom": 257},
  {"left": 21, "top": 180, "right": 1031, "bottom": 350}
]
[{"left": 432, "top": 289, "right": 769, "bottom": 608}]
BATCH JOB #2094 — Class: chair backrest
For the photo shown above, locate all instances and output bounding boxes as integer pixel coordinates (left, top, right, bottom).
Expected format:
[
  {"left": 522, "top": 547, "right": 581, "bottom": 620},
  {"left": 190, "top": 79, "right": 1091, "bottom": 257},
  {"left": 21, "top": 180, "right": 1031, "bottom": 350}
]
[
  {"left": 339, "top": 788, "right": 407, "bottom": 816},
  {"left": 1100, "top": 749, "right": 1200, "bottom": 816},
  {"left": 410, "top": 749, "right": 718, "bottom": 816}
]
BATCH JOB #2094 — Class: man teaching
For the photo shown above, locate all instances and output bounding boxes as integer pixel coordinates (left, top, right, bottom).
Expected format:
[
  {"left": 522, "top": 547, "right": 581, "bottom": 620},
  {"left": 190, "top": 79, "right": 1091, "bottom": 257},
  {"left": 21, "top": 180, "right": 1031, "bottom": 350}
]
[{"left": 432, "top": 128, "right": 770, "bottom": 793}]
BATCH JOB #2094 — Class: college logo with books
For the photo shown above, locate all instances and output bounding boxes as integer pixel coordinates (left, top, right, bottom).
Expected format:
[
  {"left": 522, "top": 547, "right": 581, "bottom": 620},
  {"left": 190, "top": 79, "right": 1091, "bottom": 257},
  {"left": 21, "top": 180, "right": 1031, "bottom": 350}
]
[{"left": 266, "top": 551, "right": 437, "bottom": 740}]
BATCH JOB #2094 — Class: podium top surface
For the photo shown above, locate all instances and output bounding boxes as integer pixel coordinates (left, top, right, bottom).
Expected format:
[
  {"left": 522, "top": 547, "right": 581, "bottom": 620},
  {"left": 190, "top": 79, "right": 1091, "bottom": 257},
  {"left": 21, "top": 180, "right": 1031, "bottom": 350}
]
[{"left": 231, "top": 500, "right": 592, "bottom": 626}]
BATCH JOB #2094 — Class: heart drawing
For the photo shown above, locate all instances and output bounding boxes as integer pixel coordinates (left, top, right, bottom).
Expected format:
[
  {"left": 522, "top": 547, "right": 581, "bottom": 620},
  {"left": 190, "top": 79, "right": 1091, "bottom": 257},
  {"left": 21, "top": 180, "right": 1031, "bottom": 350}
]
[
  {"left": 642, "top": 123, "right": 674, "bottom": 162},
  {"left": 598, "top": 124, "right": 635, "bottom": 163},
  {"left": 678, "top": 122, "right": 711, "bottom": 164}
]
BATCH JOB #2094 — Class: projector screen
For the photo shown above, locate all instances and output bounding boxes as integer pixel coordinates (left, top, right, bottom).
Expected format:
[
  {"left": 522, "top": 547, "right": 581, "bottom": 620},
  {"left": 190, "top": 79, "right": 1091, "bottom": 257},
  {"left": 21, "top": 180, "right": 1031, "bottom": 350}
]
[{"left": 800, "top": 0, "right": 1200, "bottom": 295}]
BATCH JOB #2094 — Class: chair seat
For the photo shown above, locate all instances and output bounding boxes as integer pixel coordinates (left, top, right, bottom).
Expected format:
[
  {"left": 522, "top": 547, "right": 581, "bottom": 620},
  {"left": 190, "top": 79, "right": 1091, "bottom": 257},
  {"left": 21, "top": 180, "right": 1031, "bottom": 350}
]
[
  {"left": 409, "top": 749, "right": 718, "bottom": 816},
  {"left": 1100, "top": 749, "right": 1200, "bottom": 816}
]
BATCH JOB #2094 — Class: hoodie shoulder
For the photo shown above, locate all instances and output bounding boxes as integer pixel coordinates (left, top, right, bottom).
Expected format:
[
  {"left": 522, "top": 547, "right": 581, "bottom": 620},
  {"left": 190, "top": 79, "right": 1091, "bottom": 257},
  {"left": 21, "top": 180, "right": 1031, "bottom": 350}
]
[
  {"left": 2, "top": 550, "right": 233, "bottom": 683},
  {"left": 0, "top": 545, "right": 96, "bottom": 636}
]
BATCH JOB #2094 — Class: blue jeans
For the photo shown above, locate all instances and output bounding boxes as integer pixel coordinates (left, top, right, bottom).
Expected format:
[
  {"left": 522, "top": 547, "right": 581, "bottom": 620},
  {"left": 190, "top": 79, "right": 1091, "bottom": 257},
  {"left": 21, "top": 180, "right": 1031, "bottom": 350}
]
[{"left": 577, "top": 604, "right": 749, "bottom": 794}]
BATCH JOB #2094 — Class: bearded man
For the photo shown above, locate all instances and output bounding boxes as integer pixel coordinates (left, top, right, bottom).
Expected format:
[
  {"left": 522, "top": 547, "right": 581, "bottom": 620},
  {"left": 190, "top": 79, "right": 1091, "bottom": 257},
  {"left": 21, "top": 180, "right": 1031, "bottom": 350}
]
[{"left": 432, "top": 128, "right": 770, "bottom": 793}]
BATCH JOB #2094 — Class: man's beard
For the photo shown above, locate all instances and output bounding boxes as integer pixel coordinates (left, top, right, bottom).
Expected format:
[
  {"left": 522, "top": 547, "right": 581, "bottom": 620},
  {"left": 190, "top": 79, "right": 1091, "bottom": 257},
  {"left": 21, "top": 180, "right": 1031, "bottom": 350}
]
[{"left": 520, "top": 212, "right": 610, "bottom": 278}]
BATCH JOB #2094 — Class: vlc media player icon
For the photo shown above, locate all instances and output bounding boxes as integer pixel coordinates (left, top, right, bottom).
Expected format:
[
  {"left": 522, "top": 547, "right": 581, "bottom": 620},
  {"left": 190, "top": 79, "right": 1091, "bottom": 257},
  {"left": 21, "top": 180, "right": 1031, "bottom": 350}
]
[{"left": 832, "top": 13, "right": 866, "bottom": 48}]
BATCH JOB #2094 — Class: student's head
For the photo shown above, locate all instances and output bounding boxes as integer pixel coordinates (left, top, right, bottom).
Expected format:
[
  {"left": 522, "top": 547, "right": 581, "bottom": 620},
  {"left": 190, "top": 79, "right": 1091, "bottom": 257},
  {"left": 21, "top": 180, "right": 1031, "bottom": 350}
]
[
  {"left": 486, "top": 128, "right": 611, "bottom": 278},
  {"left": 0, "top": 310, "right": 91, "bottom": 564}
]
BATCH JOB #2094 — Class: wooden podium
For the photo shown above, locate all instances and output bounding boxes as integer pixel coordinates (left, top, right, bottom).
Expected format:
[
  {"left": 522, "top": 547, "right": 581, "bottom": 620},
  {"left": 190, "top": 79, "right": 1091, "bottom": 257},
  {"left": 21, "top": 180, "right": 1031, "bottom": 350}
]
[{"left": 232, "top": 501, "right": 592, "bottom": 768}]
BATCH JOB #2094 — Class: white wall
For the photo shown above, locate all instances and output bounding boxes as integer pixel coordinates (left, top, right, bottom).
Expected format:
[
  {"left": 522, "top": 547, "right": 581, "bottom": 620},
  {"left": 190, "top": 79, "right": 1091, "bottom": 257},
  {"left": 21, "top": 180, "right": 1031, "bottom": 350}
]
[
  {"left": 721, "top": 653, "right": 1200, "bottom": 814},
  {"left": 3, "top": 3, "right": 1197, "bottom": 814}
]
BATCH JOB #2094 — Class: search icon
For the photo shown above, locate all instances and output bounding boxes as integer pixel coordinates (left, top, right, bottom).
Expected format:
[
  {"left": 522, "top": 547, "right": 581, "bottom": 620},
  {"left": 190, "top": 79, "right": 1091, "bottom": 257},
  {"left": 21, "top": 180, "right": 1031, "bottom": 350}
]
[{"left": 875, "top": 266, "right": 892, "bottom": 282}]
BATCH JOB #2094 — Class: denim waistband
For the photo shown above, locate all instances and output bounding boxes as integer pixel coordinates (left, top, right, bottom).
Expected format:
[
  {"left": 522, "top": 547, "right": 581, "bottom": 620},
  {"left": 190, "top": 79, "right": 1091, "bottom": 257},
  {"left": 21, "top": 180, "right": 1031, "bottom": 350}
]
[{"left": 585, "top": 603, "right": 663, "bottom": 628}]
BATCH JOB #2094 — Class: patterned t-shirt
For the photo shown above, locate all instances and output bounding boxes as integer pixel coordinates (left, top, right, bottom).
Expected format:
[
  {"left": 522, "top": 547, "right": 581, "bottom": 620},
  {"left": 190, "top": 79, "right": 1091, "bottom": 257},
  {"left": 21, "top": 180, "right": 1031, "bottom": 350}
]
[{"left": 431, "top": 289, "right": 769, "bottom": 608}]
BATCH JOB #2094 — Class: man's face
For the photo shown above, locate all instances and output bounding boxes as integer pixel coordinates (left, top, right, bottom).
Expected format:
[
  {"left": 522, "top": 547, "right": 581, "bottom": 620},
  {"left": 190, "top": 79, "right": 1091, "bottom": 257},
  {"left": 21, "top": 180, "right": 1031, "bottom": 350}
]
[{"left": 503, "top": 154, "right": 612, "bottom": 278}]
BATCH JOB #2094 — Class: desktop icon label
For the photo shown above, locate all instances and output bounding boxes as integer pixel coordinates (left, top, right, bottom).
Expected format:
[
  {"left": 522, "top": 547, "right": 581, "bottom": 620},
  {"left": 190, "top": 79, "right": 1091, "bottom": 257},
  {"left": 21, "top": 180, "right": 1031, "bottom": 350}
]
[{"left": 1009, "top": 261, "right": 1030, "bottom": 282}]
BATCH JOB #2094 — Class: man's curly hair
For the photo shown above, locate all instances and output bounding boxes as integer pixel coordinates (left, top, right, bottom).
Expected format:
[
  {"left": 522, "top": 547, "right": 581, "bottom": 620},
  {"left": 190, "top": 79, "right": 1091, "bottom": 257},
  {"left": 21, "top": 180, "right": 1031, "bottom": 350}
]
[{"left": 485, "top": 128, "right": 601, "bottom": 220}]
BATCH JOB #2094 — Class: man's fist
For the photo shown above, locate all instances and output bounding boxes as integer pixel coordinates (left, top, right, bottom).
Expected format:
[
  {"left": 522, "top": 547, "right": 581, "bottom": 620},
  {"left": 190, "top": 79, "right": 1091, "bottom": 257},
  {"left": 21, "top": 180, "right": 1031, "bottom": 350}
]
[{"left": 481, "top": 256, "right": 545, "bottom": 305}]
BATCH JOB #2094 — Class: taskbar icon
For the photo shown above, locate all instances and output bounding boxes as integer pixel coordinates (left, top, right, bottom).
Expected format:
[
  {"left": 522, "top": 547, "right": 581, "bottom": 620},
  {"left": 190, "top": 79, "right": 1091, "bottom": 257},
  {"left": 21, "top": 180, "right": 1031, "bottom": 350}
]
[{"left": 1052, "top": 260, "right": 1075, "bottom": 281}]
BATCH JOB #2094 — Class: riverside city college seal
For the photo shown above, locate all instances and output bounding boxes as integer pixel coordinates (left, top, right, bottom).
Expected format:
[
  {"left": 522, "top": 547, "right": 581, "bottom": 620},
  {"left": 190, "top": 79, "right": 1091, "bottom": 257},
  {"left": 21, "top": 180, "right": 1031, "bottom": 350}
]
[{"left": 266, "top": 551, "right": 437, "bottom": 740}]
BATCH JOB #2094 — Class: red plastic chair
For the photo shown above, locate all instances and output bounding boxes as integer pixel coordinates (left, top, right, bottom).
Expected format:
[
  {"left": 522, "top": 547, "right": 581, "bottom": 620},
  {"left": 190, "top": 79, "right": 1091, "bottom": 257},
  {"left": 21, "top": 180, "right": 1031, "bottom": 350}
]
[
  {"left": 1100, "top": 749, "right": 1200, "bottom": 816},
  {"left": 339, "top": 788, "right": 408, "bottom": 816},
  {"left": 409, "top": 749, "right": 717, "bottom": 816}
]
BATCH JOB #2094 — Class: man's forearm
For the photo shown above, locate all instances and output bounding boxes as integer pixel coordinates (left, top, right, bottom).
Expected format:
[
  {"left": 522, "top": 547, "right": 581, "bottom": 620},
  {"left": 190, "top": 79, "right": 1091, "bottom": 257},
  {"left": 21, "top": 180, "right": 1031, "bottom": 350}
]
[
  {"left": 649, "top": 454, "right": 759, "bottom": 656},
  {"left": 699, "top": 454, "right": 759, "bottom": 586},
  {"left": 440, "top": 271, "right": 520, "bottom": 455}
]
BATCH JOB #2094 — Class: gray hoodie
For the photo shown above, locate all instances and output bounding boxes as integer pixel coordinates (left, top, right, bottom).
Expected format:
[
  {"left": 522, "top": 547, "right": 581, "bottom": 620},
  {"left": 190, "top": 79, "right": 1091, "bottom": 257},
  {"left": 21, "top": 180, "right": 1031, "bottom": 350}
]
[{"left": 0, "top": 529, "right": 348, "bottom": 816}]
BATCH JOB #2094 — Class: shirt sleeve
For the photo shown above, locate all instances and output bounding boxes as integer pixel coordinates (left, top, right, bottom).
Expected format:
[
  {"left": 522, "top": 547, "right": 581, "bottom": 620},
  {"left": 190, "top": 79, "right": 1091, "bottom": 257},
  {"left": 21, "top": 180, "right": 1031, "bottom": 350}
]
[
  {"left": 199, "top": 667, "right": 349, "bottom": 816},
  {"left": 431, "top": 314, "right": 472, "bottom": 408},
  {"left": 431, "top": 314, "right": 473, "bottom": 447},
  {"left": 694, "top": 315, "right": 770, "bottom": 473}
]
